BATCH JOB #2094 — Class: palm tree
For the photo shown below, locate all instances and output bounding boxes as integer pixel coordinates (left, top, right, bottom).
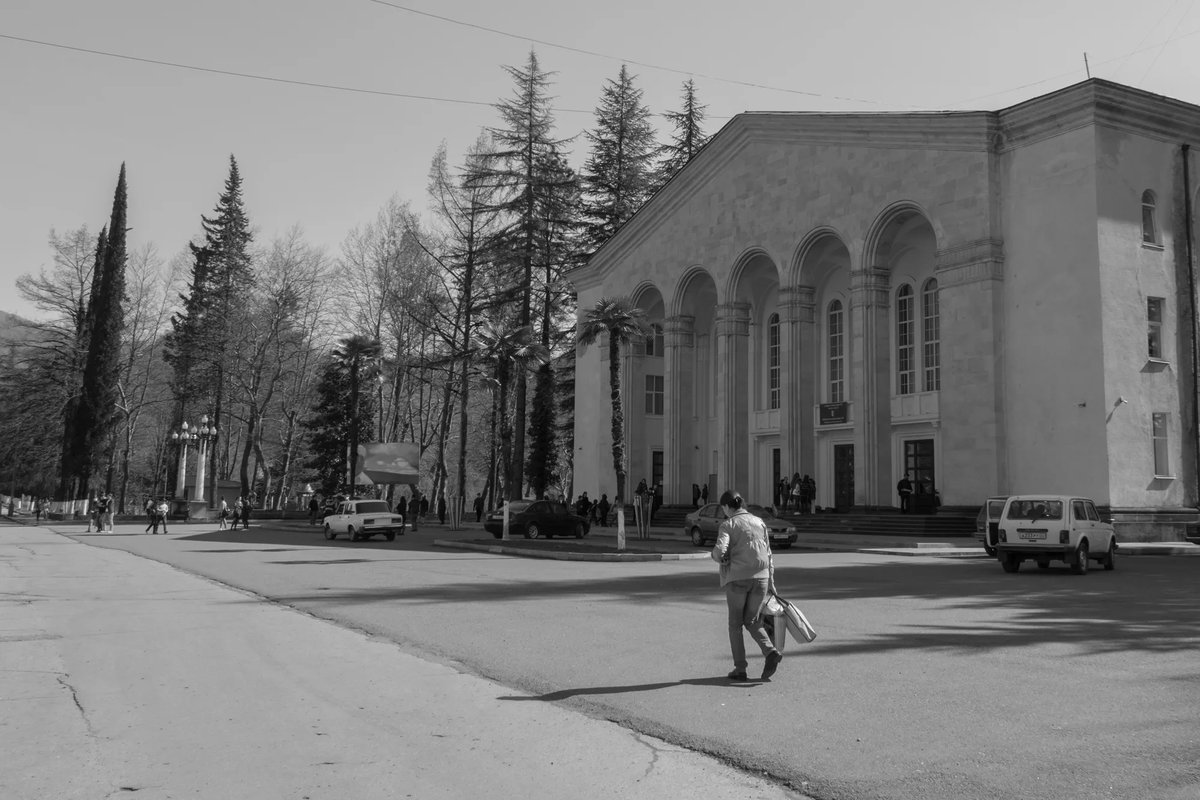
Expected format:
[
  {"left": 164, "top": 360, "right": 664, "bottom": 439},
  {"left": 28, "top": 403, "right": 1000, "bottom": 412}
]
[
  {"left": 576, "top": 297, "right": 650, "bottom": 547},
  {"left": 475, "top": 321, "right": 549, "bottom": 506},
  {"left": 332, "top": 334, "right": 382, "bottom": 496}
]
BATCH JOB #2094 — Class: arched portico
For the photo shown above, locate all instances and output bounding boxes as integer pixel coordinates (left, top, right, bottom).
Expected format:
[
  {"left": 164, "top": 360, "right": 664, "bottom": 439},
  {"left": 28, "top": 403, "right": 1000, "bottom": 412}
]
[
  {"left": 796, "top": 232, "right": 853, "bottom": 509},
  {"left": 670, "top": 269, "right": 718, "bottom": 502}
]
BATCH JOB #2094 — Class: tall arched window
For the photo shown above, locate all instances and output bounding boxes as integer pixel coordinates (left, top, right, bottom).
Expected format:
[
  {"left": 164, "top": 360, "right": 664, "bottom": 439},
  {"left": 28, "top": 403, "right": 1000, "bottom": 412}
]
[
  {"left": 896, "top": 285, "right": 915, "bottom": 395},
  {"left": 922, "top": 279, "right": 940, "bottom": 391},
  {"left": 827, "top": 301, "right": 845, "bottom": 403},
  {"left": 1142, "top": 190, "right": 1159, "bottom": 245},
  {"left": 645, "top": 323, "right": 664, "bottom": 356},
  {"left": 767, "top": 313, "right": 780, "bottom": 410}
]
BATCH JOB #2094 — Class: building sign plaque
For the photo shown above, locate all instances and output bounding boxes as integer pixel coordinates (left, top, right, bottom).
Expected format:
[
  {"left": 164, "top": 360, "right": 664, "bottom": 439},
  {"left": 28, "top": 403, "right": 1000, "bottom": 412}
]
[{"left": 820, "top": 402, "right": 848, "bottom": 425}]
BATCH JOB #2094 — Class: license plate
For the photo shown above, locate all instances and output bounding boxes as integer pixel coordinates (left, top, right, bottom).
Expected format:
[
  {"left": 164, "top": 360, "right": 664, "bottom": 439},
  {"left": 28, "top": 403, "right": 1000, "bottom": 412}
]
[{"left": 1017, "top": 529, "right": 1046, "bottom": 540}]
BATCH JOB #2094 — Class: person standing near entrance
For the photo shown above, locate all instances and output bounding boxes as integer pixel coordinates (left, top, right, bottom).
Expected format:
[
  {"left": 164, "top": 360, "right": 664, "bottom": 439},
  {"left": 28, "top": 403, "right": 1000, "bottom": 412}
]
[
  {"left": 897, "top": 473, "right": 914, "bottom": 513},
  {"left": 473, "top": 493, "right": 485, "bottom": 523},
  {"left": 711, "top": 489, "right": 782, "bottom": 682},
  {"left": 800, "top": 475, "right": 816, "bottom": 514}
]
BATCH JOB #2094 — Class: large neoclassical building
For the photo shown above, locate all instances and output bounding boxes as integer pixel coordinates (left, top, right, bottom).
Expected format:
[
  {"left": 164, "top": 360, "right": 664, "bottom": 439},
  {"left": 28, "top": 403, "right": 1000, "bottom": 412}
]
[{"left": 569, "top": 79, "right": 1200, "bottom": 539}]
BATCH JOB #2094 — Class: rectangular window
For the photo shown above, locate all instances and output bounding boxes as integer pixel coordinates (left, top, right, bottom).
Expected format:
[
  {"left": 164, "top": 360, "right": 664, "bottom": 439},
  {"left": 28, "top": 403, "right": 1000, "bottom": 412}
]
[
  {"left": 828, "top": 304, "right": 845, "bottom": 403},
  {"left": 923, "top": 288, "right": 940, "bottom": 391},
  {"left": 768, "top": 317, "right": 781, "bottom": 410},
  {"left": 1142, "top": 203, "right": 1157, "bottom": 244},
  {"left": 1152, "top": 412, "right": 1170, "bottom": 477},
  {"left": 1148, "top": 297, "right": 1164, "bottom": 360},
  {"left": 644, "top": 374, "right": 664, "bottom": 416},
  {"left": 897, "top": 292, "right": 914, "bottom": 395}
]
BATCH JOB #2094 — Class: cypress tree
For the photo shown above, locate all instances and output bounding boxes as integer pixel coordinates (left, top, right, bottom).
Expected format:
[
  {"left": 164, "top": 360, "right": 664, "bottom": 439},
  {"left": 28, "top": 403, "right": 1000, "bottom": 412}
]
[{"left": 68, "top": 164, "right": 128, "bottom": 497}]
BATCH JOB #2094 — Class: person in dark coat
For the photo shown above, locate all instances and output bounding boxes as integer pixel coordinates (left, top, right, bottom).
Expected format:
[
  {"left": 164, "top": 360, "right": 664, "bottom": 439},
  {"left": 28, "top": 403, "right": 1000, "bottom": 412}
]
[
  {"left": 397, "top": 495, "right": 408, "bottom": 523},
  {"left": 897, "top": 474, "right": 914, "bottom": 513},
  {"left": 420, "top": 495, "right": 429, "bottom": 520},
  {"left": 240, "top": 495, "right": 251, "bottom": 529},
  {"left": 437, "top": 493, "right": 447, "bottom": 524},
  {"left": 473, "top": 493, "right": 484, "bottom": 522},
  {"left": 597, "top": 494, "right": 611, "bottom": 527}
]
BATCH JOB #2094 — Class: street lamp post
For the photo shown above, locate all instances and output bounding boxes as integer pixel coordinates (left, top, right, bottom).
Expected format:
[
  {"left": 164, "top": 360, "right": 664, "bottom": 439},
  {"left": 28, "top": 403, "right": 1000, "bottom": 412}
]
[
  {"left": 192, "top": 415, "right": 217, "bottom": 505},
  {"left": 171, "top": 421, "right": 194, "bottom": 502}
]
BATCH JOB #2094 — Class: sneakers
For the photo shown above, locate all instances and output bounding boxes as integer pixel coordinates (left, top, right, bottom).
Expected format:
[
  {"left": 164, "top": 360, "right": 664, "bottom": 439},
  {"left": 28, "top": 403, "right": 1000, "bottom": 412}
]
[
  {"left": 761, "top": 650, "right": 783, "bottom": 680},
  {"left": 727, "top": 669, "right": 749, "bottom": 681}
]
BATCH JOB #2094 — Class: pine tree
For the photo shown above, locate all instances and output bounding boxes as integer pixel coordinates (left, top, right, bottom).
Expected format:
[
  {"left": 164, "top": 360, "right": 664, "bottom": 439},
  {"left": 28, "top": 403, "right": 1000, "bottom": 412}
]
[
  {"left": 472, "top": 49, "right": 574, "bottom": 500},
  {"left": 65, "top": 164, "right": 128, "bottom": 497},
  {"left": 655, "top": 79, "right": 710, "bottom": 190},
  {"left": 581, "top": 64, "right": 658, "bottom": 252},
  {"left": 525, "top": 148, "right": 581, "bottom": 498},
  {"left": 163, "top": 155, "right": 255, "bottom": 499}
]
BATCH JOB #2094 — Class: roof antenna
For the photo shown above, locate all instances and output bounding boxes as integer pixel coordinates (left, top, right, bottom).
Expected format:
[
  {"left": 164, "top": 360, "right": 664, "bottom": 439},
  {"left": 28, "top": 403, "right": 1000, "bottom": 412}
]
[{"left": 1084, "top": 52, "right": 1092, "bottom": 79}]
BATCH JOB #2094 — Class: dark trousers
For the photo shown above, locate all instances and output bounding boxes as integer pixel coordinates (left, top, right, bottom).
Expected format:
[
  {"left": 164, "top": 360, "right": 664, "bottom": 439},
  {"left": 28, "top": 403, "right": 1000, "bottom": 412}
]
[{"left": 899, "top": 492, "right": 911, "bottom": 512}]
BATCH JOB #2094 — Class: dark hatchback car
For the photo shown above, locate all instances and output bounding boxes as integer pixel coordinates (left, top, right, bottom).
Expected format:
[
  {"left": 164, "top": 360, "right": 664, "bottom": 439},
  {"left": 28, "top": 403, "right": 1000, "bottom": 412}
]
[{"left": 485, "top": 499, "right": 591, "bottom": 539}]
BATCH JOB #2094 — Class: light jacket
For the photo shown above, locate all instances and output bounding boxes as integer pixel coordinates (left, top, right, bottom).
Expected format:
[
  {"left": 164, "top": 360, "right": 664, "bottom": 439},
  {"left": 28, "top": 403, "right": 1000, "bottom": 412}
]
[{"left": 711, "top": 508, "right": 774, "bottom": 587}]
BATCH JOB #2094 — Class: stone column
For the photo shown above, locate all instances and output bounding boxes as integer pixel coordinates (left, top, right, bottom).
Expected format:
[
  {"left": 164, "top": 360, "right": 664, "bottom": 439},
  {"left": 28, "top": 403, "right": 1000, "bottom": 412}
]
[
  {"left": 780, "top": 286, "right": 817, "bottom": 478},
  {"left": 715, "top": 302, "right": 751, "bottom": 493},
  {"left": 850, "top": 266, "right": 891, "bottom": 506},
  {"left": 934, "top": 239, "right": 1005, "bottom": 504},
  {"left": 663, "top": 315, "right": 695, "bottom": 506}
]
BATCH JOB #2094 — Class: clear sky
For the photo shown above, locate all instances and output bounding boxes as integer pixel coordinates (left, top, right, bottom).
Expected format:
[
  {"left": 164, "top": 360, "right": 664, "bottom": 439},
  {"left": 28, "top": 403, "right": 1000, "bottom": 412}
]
[{"left": 5, "top": 0, "right": 1200, "bottom": 319}]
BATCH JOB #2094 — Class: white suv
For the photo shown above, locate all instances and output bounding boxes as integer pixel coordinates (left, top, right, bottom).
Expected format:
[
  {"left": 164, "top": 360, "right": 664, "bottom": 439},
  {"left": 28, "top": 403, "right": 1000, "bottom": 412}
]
[
  {"left": 994, "top": 495, "right": 1117, "bottom": 574},
  {"left": 323, "top": 499, "right": 406, "bottom": 542}
]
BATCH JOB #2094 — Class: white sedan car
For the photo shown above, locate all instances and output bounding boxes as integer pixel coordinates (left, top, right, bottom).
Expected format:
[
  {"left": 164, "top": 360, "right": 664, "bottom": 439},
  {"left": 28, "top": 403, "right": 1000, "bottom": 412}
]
[{"left": 323, "top": 499, "right": 406, "bottom": 542}]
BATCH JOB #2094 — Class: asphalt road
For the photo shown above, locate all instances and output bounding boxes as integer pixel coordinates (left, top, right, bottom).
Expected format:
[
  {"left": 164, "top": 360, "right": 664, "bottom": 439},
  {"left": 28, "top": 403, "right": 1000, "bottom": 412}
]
[{"left": 68, "top": 518, "right": 1200, "bottom": 800}]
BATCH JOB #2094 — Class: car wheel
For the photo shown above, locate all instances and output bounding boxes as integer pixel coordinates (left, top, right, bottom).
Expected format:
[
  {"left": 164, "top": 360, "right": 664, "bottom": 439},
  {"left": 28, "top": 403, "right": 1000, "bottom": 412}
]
[
  {"left": 1071, "top": 539, "right": 1090, "bottom": 575},
  {"left": 690, "top": 526, "right": 704, "bottom": 547},
  {"left": 491, "top": 530, "right": 502, "bottom": 540},
  {"left": 1102, "top": 538, "right": 1116, "bottom": 571},
  {"left": 348, "top": 525, "right": 359, "bottom": 542},
  {"left": 324, "top": 524, "right": 335, "bottom": 541},
  {"left": 574, "top": 522, "right": 585, "bottom": 539},
  {"left": 1036, "top": 558, "right": 1050, "bottom": 569},
  {"left": 386, "top": 532, "right": 396, "bottom": 542},
  {"left": 525, "top": 523, "right": 541, "bottom": 539},
  {"left": 984, "top": 543, "right": 997, "bottom": 557},
  {"left": 1001, "top": 553, "right": 1020, "bottom": 573}
]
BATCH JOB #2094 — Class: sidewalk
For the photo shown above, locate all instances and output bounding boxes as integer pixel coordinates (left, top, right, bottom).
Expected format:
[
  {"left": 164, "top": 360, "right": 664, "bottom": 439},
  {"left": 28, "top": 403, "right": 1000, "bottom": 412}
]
[
  {"left": 444, "top": 520, "right": 1200, "bottom": 560},
  {"left": 1, "top": 525, "right": 803, "bottom": 800}
]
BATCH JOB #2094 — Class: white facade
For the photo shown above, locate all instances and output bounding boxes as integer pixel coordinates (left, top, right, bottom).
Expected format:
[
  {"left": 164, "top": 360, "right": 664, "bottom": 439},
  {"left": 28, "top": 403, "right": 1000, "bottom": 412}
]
[{"left": 569, "top": 80, "right": 1200, "bottom": 540}]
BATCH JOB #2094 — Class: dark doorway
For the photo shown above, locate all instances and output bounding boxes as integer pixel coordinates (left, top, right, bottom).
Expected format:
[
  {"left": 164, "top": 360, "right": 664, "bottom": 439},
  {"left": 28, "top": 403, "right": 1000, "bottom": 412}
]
[
  {"left": 903, "top": 439, "right": 935, "bottom": 493},
  {"left": 834, "top": 444, "right": 854, "bottom": 509},
  {"left": 651, "top": 451, "right": 664, "bottom": 490}
]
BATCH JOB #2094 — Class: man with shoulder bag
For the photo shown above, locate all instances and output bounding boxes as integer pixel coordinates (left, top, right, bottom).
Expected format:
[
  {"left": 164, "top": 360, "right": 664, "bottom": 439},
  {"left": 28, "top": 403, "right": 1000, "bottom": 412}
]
[{"left": 711, "top": 489, "right": 783, "bottom": 682}]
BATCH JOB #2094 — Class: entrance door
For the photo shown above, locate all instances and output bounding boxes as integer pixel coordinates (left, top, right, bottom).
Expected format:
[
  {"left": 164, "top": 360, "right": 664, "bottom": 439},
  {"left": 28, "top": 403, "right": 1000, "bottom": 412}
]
[
  {"left": 903, "top": 439, "right": 935, "bottom": 494},
  {"left": 833, "top": 444, "right": 854, "bottom": 509}
]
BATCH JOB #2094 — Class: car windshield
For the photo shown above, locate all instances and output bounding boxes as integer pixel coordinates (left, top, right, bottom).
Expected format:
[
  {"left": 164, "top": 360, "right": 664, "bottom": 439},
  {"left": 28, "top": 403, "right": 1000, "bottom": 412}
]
[
  {"left": 354, "top": 501, "right": 390, "bottom": 514},
  {"left": 1006, "top": 499, "right": 1063, "bottom": 521}
]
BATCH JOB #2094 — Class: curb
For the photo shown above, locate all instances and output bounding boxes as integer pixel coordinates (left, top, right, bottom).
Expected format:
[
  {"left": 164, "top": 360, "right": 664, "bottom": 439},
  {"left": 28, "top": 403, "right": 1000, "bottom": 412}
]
[{"left": 432, "top": 539, "right": 711, "bottom": 561}]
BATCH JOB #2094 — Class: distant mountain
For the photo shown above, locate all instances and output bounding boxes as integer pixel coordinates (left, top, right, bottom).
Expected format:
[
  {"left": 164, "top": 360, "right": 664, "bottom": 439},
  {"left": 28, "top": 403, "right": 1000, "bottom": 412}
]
[{"left": 0, "top": 309, "right": 32, "bottom": 344}]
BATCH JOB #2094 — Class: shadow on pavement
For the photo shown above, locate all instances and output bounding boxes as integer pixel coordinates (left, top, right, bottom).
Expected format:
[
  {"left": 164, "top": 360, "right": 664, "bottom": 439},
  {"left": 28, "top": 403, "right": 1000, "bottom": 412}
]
[
  {"left": 263, "top": 556, "right": 1200, "bottom": 658},
  {"left": 500, "top": 676, "right": 762, "bottom": 701}
]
